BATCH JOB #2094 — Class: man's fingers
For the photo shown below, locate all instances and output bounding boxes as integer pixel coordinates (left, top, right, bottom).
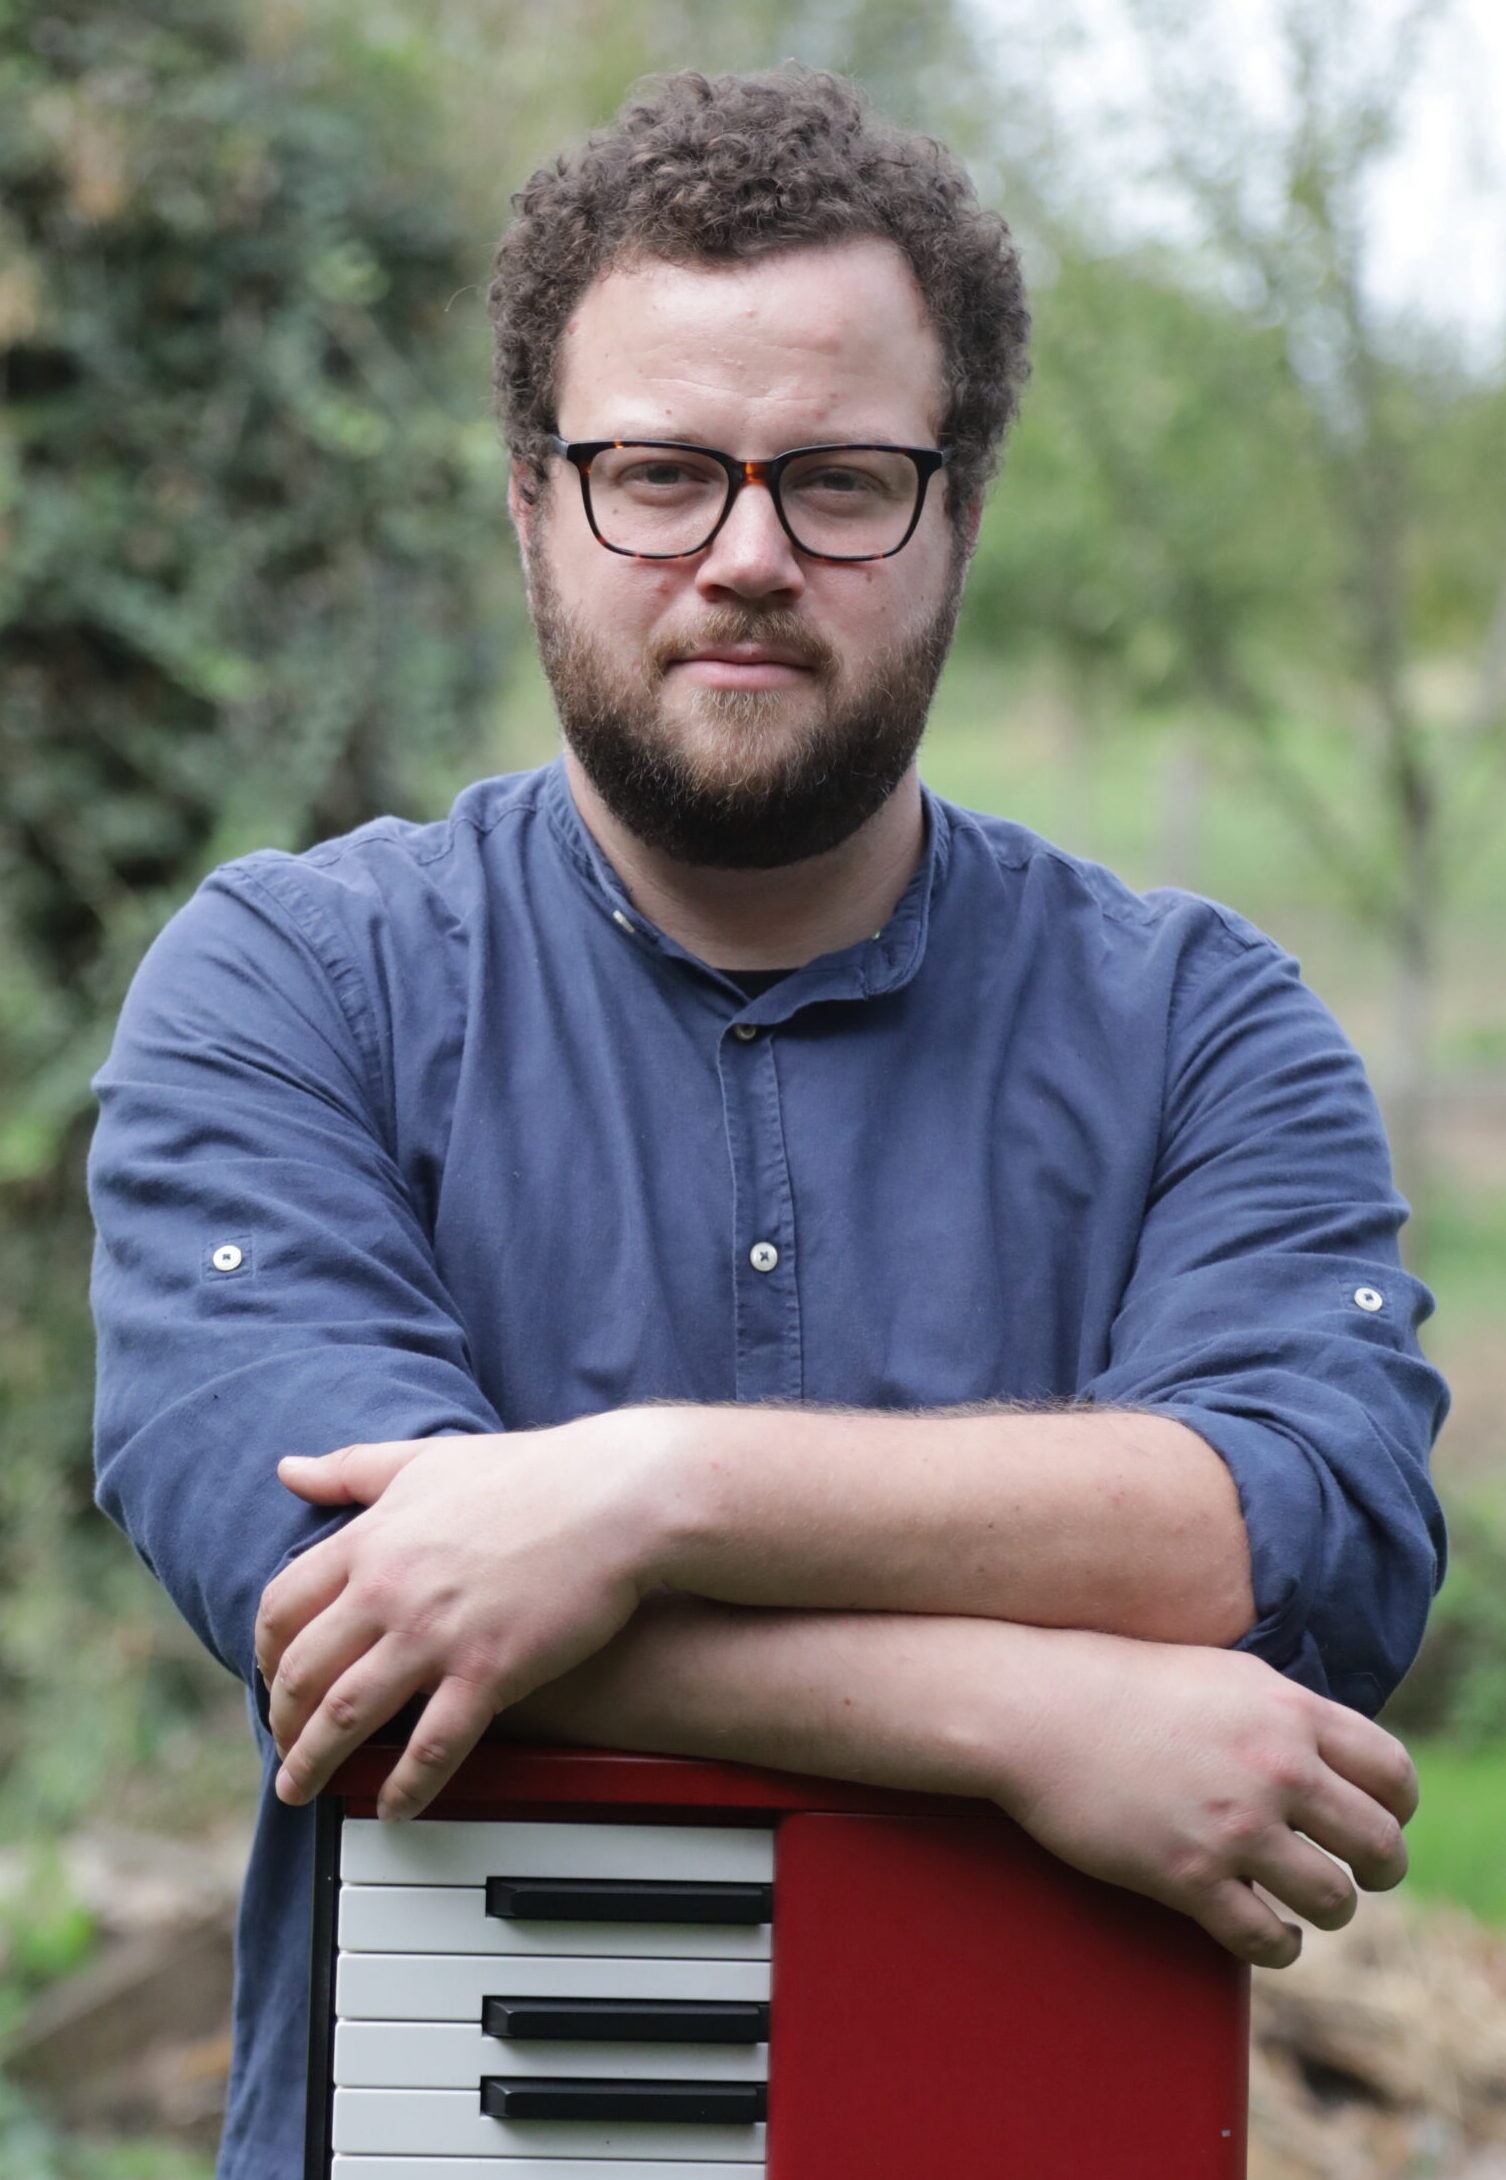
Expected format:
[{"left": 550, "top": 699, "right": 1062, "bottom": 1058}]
[
  {"left": 267, "top": 1600, "right": 384, "bottom": 1759},
  {"left": 1313, "top": 1708, "right": 1419, "bottom": 1827},
  {"left": 1192, "top": 1877, "right": 1304, "bottom": 1969},
  {"left": 1292, "top": 1765, "right": 1409, "bottom": 1894},
  {"left": 273, "top": 1631, "right": 428, "bottom": 1807},
  {"left": 277, "top": 1438, "right": 430, "bottom": 1507},
  {"left": 375, "top": 1677, "right": 497, "bottom": 1823},
  {"left": 254, "top": 1545, "right": 349, "bottom": 1687},
  {"left": 1246, "top": 1831, "right": 1358, "bottom": 1933}
]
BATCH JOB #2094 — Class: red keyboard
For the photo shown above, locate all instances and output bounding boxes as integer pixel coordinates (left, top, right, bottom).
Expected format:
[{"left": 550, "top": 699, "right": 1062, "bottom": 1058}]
[{"left": 306, "top": 1744, "right": 1248, "bottom": 2178}]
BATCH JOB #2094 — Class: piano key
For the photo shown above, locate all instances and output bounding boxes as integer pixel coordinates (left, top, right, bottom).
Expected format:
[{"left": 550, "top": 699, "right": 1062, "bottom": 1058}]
[
  {"left": 483, "top": 1997, "right": 769, "bottom": 2044},
  {"left": 340, "top": 1883, "right": 770, "bottom": 1958},
  {"left": 341, "top": 1819, "right": 774, "bottom": 1888},
  {"left": 331, "top": 2085, "right": 767, "bottom": 2159},
  {"left": 487, "top": 1878, "right": 772, "bottom": 1925},
  {"left": 334, "top": 2020, "right": 767, "bottom": 2086},
  {"left": 336, "top": 1950, "right": 770, "bottom": 2022},
  {"left": 482, "top": 2078, "right": 768, "bottom": 2125},
  {"left": 331, "top": 2160, "right": 761, "bottom": 2178}
]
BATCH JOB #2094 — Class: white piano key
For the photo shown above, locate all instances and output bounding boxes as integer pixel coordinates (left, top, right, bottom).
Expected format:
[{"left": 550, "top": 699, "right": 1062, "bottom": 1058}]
[
  {"left": 337, "top": 1951, "right": 771, "bottom": 2022},
  {"left": 335, "top": 2020, "right": 768, "bottom": 2086},
  {"left": 331, "top": 2086, "right": 766, "bottom": 2160},
  {"left": 341, "top": 1820, "right": 774, "bottom": 1888},
  {"left": 332, "top": 2160, "right": 761, "bottom": 2178},
  {"left": 339, "top": 1883, "right": 770, "bottom": 1958}
]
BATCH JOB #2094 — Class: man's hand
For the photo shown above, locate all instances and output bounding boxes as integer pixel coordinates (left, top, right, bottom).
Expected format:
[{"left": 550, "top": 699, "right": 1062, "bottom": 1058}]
[
  {"left": 987, "top": 1627, "right": 1416, "bottom": 1966},
  {"left": 497, "top": 1599, "right": 1416, "bottom": 1969},
  {"left": 254, "top": 1417, "right": 682, "bottom": 1819}
]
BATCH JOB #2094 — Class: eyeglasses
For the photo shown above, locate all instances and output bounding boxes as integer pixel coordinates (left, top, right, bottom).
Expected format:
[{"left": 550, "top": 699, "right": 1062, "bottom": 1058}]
[{"left": 549, "top": 436, "right": 951, "bottom": 563}]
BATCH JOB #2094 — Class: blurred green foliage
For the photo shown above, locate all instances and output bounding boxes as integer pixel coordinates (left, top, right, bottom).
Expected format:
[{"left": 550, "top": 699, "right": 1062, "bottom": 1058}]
[
  {"left": 1386, "top": 1491, "right": 1506, "bottom": 1748},
  {"left": 0, "top": 0, "right": 512, "bottom": 1830},
  {"left": 0, "top": 1848, "right": 96, "bottom": 2047},
  {"left": 1400, "top": 1739, "right": 1506, "bottom": 1926}
]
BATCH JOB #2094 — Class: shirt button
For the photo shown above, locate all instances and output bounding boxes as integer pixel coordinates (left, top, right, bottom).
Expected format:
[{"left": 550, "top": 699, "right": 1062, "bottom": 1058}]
[
  {"left": 732, "top": 1023, "right": 759, "bottom": 1042},
  {"left": 749, "top": 1241, "right": 779, "bottom": 1273},
  {"left": 1353, "top": 1286, "right": 1385, "bottom": 1312},
  {"left": 611, "top": 910, "right": 636, "bottom": 936},
  {"left": 211, "top": 1243, "right": 243, "bottom": 1273}
]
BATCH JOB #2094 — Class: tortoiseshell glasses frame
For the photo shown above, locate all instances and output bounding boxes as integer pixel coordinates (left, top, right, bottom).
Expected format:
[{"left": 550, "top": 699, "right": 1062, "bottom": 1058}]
[{"left": 547, "top": 436, "right": 952, "bottom": 563}]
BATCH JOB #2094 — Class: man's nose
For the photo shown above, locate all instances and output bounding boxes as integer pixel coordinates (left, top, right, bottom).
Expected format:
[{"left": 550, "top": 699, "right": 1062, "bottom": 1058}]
[{"left": 694, "top": 475, "right": 806, "bottom": 600}]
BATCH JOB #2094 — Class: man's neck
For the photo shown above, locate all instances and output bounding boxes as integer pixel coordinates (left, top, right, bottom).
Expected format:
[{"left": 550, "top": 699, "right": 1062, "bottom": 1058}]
[{"left": 563, "top": 754, "right": 926, "bottom": 973}]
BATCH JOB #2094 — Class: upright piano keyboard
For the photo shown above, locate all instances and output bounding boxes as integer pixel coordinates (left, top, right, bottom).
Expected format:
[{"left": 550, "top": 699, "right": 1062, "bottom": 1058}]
[{"left": 307, "top": 1744, "right": 1248, "bottom": 2179}]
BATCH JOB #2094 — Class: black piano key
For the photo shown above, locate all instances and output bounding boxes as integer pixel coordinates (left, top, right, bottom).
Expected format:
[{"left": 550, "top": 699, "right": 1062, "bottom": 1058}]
[
  {"left": 485, "top": 1875, "right": 773, "bottom": 1924},
  {"left": 480, "top": 2076, "right": 768, "bottom": 2125},
  {"left": 482, "top": 1996, "right": 770, "bottom": 2043}
]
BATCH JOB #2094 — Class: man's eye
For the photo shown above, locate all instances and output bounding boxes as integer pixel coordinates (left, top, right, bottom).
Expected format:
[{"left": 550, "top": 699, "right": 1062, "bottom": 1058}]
[
  {"left": 618, "top": 462, "right": 717, "bottom": 490},
  {"left": 793, "top": 466, "right": 890, "bottom": 500}
]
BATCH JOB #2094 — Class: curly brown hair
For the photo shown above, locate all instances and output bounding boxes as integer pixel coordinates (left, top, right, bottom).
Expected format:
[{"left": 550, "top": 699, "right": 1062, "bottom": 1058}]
[{"left": 488, "top": 67, "right": 1030, "bottom": 541}]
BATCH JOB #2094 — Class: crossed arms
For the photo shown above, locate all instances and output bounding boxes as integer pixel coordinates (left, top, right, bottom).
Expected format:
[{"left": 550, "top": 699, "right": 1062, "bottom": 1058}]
[{"left": 254, "top": 1400, "right": 1413, "bottom": 1969}]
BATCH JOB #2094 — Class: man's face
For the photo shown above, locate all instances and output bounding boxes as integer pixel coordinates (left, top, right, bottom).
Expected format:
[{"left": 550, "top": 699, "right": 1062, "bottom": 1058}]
[{"left": 517, "top": 237, "right": 969, "bottom": 869}]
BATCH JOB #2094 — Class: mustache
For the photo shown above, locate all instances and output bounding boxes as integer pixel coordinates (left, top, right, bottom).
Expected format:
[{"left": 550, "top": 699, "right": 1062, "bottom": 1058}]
[{"left": 648, "top": 611, "right": 836, "bottom": 677}]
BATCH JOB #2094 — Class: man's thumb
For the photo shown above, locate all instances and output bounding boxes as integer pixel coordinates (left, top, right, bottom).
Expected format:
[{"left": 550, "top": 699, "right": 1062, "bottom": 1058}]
[{"left": 276, "top": 1440, "right": 418, "bottom": 1503}]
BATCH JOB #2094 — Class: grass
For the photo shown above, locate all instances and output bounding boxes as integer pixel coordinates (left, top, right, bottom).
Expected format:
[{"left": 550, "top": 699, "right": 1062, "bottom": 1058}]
[{"left": 1401, "top": 1739, "right": 1506, "bottom": 1926}]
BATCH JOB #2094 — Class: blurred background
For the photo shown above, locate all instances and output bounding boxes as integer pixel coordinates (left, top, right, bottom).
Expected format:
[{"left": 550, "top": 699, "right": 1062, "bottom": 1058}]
[{"left": 1, "top": 0, "right": 1503, "bottom": 2171}]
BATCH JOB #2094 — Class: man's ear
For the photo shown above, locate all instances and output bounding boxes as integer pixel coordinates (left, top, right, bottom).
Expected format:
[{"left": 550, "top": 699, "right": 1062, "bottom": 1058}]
[{"left": 508, "top": 467, "right": 538, "bottom": 567}]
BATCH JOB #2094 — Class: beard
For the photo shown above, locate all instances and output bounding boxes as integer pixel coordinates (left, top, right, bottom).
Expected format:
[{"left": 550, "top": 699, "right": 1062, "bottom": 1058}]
[{"left": 527, "top": 536, "right": 964, "bottom": 871}]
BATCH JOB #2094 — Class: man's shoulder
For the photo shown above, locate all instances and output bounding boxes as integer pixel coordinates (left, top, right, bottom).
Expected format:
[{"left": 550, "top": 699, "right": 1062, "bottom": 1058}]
[
  {"left": 224, "top": 764, "right": 557, "bottom": 917},
  {"left": 935, "top": 792, "right": 1282, "bottom": 968}
]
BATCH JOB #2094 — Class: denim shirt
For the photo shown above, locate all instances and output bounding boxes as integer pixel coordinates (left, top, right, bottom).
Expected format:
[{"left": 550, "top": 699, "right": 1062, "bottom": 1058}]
[{"left": 89, "top": 758, "right": 1447, "bottom": 2178}]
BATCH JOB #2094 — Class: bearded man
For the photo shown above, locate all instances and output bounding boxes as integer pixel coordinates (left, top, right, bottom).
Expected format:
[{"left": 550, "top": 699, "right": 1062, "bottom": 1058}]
[{"left": 90, "top": 67, "right": 1446, "bottom": 2180}]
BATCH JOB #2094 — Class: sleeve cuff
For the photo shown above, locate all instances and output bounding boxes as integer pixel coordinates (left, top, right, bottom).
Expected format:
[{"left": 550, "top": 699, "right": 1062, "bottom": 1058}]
[{"left": 1151, "top": 1401, "right": 1326, "bottom": 1677}]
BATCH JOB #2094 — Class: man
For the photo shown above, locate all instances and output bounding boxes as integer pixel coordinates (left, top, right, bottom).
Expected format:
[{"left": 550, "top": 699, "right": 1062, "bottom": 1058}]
[{"left": 90, "top": 67, "right": 1446, "bottom": 2180}]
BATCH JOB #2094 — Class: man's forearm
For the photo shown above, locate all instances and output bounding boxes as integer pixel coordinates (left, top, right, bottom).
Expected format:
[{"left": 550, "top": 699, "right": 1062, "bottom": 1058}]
[
  {"left": 501, "top": 1591, "right": 1417, "bottom": 1970},
  {"left": 504, "top": 1591, "right": 1000, "bottom": 1797},
  {"left": 646, "top": 1403, "right": 1253, "bottom": 1646},
  {"left": 262, "top": 1408, "right": 1254, "bottom": 1823}
]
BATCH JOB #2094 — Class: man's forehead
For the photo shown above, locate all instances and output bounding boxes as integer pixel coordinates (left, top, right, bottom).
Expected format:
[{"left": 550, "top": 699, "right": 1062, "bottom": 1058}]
[{"left": 555, "top": 238, "right": 944, "bottom": 441}]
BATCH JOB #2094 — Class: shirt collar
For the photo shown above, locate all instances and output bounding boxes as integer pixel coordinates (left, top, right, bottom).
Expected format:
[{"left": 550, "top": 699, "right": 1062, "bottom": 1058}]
[{"left": 540, "top": 755, "right": 950, "bottom": 1019}]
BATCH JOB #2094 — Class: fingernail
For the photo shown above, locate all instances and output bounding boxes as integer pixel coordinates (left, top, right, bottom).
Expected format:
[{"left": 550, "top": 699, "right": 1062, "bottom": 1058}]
[{"left": 276, "top": 1767, "right": 298, "bottom": 1801}]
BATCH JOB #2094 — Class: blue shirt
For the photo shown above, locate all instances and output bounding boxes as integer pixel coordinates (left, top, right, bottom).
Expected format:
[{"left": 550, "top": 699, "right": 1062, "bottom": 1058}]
[{"left": 88, "top": 758, "right": 1447, "bottom": 2179}]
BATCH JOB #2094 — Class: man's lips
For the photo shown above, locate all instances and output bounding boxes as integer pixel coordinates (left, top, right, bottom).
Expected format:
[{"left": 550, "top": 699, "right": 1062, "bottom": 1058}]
[{"left": 666, "top": 643, "right": 819, "bottom": 687}]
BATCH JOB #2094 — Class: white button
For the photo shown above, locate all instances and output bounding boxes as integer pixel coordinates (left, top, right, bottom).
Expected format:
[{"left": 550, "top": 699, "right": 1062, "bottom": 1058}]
[
  {"left": 732, "top": 1023, "right": 759, "bottom": 1042},
  {"left": 611, "top": 910, "right": 636, "bottom": 936},
  {"left": 211, "top": 1243, "right": 243, "bottom": 1273},
  {"left": 1353, "top": 1286, "right": 1385, "bottom": 1313},
  {"left": 749, "top": 1242, "right": 779, "bottom": 1273}
]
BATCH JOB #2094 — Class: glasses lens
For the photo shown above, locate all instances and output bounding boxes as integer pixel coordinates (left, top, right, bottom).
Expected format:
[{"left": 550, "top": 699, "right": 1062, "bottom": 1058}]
[
  {"left": 587, "top": 445, "right": 729, "bottom": 555},
  {"left": 779, "top": 449, "right": 920, "bottom": 558}
]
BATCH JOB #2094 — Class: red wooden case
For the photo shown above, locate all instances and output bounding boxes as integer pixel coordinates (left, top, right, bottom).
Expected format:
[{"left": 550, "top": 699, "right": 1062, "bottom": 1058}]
[{"left": 307, "top": 1743, "right": 1248, "bottom": 2178}]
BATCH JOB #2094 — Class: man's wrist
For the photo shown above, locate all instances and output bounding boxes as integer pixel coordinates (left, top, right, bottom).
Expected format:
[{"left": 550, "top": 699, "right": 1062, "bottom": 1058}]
[{"left": 561, "top": 1402, "right": 741, "bottom": 1600}]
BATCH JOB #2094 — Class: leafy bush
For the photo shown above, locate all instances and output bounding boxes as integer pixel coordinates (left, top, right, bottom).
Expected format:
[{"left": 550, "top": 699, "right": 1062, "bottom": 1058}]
[{"left": 0, "top": 0, "right": 512, "bottom": 1827}]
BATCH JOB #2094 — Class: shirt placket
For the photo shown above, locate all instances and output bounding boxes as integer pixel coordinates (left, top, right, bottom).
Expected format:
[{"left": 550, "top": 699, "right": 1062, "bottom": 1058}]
[{"left": 718, "top": 1020, "right": 803, "bottom": 1403}]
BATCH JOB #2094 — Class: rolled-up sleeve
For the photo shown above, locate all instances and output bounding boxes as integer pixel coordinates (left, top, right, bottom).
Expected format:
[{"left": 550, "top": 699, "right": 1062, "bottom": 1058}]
[
  {"left": 1080, "top": 915, "right": 1448, "bottom": 1713},
  {"left": 89, "top": 864, "right": 502, "bottom": 1698}
]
